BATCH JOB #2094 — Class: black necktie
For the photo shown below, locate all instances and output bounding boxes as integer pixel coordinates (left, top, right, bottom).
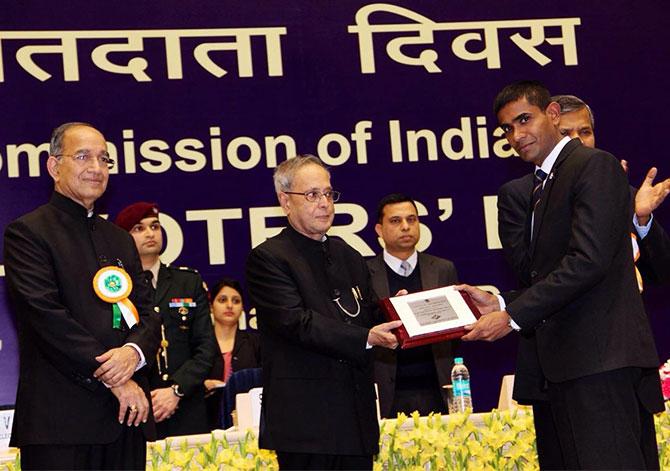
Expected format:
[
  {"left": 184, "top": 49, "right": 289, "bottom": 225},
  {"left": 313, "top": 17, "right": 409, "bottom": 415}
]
[
  {"left": 144, "top": 270, "right": 156, "bottom": 299},
  {"left": 531, "top": 169, "right": 548, "bottom": 211}
]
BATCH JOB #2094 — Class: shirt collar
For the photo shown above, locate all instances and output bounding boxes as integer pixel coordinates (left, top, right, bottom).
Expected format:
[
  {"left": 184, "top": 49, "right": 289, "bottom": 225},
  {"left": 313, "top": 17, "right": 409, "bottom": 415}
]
[
  {"left": 383, "top": 249, "right": 418, "bottom": 276},
  {"left": 49, "top": 191, "right": 93, "bottom": 219},
  {"left": 149, "top": 259, "right": 161, "bottom": 288},
  {"left": 285, "top": 224, "right": 328, "bottom": 248},
  {"left": 537, "top": 136, "right": 571, "bottom": 176}
]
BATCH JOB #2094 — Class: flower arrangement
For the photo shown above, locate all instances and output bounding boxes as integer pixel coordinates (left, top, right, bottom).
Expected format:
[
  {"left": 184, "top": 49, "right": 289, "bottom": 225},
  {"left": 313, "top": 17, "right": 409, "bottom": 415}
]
[
  {"left": 143, "top": 408, "right": 542, "bottom": 470},
  {"left": 147, "top": 431, "right": 278, "bottom": 471},
  {"left": 377, "top": 409, "right": 538, "bottom": 470},
  {"left": 2, "top": 404, "right": 669, "bottom": 470},
  {"left": 657, "top": 401, "right": 670, "bottom": 470}
]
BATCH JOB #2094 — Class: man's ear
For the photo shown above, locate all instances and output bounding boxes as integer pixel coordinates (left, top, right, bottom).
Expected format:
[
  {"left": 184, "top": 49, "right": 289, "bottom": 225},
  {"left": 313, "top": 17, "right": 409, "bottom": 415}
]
[
  {"left": 546, "top": 101, "right": 561, "bottom": 124},
  {"left": 374, "top": 223, "right": 383, "bottom": 239},
  {"left": 278, "top": 192, "right": 290, "bottom": 215},
  {"left": 46, "top": 156, "right": 60, "bottom": 181}
]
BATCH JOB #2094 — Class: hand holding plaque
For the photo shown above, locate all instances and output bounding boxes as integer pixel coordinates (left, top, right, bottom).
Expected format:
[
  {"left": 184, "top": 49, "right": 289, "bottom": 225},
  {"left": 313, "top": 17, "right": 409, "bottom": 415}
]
[{"left": 379, "top": 285, "right": 482, "bottom": 348}]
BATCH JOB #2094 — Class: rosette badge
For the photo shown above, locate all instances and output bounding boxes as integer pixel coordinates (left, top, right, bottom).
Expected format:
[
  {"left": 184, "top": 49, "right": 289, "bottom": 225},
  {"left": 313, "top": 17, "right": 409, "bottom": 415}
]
[{"left": 93, "top": 266, "right": 139, "bottom": 329}]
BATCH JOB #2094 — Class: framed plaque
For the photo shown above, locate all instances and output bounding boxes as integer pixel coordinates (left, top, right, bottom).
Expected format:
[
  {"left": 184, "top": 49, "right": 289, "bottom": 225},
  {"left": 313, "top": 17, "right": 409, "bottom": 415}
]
[{"left": 379, "top": 286, "right": 482, "bottom": 349}]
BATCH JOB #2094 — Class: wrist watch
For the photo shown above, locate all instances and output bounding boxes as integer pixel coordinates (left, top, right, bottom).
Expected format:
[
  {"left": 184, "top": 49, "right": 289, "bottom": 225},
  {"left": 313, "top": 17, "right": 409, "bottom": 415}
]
[{"left": 171, "top": 384, "right": 184, "bottom": 398}]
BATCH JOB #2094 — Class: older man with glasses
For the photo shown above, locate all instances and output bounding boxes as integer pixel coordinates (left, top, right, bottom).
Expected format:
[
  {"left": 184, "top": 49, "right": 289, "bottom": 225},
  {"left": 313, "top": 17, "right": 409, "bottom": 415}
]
[
  {"left": 246, "top": 154, "right": 402, "bottom": 470},
  {"left": 4, "top": 122, "right": 160, "bottom": 470}
]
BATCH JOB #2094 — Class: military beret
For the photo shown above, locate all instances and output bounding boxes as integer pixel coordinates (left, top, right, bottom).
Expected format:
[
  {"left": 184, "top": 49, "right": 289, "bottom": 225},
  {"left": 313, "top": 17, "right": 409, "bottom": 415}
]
[{"left": 114, "top": 202, "right": 159, "bottom": 231}]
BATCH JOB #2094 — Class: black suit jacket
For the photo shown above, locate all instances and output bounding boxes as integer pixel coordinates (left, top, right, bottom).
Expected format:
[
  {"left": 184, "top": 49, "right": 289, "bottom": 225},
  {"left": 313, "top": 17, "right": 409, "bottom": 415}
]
[
  {"left": 634, "top": 192, "right": 670, "bottom": 284},
  {"left": 246, "top": 225, "right": 380, "bottom": 455},
  {"left": 150, "top": 263, "right": 217, "bottom": 437},
  {"left": 209, "top": 329, "right": 262, "bottom": 380},
  {"left": 499, "top": 174, "right": 670, "bottom": 288},
  {"left": 497, "top": 139, "right": 662, "bottom": 411},
  {"left": 498, "top": 172, "right": 535, "bottom": 287},
  {"left": 4, "top": 192, "right": 161, "bottom": 445},
  {"left": 366, "top": 252, "right": 458, "bottom": 418}
]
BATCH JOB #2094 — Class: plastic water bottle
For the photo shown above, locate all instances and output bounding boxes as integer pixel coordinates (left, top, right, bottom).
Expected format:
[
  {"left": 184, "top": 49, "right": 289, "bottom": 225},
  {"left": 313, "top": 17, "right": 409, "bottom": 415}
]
[{"left": 451, "top": 357, "right": 473, "bottom": 412}]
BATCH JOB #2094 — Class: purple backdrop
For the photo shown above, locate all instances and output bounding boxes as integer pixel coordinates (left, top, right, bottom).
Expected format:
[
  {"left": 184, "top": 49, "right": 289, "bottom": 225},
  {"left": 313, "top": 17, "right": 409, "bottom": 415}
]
[{"left": 1, "top": 1, "right": 669, "bottom": 412}]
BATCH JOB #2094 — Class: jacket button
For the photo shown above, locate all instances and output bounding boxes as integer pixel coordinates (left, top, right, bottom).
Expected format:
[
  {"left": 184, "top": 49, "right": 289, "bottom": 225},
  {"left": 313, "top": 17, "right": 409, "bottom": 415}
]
[{"left": 530, "top": 271, "right": 538, "bottom": 278}]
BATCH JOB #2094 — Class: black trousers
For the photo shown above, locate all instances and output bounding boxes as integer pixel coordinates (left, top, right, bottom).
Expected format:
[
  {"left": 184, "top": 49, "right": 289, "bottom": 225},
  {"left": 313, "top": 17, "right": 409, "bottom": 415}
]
[
  {"left": 20, "top": 426, "right": 146, "bottom": 470},
  {"left": 543, "top": 367, "right": 660, "bottom": 470},
  {"left": 532, "top": 401, "right": 566, "bottom": 469},
  {"left": 276, "top": 451, "right": 373, "bottom": 470}
]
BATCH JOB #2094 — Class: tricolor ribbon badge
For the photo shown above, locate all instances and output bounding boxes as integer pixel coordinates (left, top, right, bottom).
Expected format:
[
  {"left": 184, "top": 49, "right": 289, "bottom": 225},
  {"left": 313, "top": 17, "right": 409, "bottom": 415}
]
[{"left": 93, "top": 266, "right": 140, "bottom": 329}]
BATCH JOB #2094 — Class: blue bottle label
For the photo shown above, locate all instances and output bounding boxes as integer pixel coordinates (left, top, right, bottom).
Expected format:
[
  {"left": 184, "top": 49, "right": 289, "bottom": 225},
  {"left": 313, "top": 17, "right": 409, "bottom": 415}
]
[{"left": 453, "top": 378, "right": 471, "bottom": 397}]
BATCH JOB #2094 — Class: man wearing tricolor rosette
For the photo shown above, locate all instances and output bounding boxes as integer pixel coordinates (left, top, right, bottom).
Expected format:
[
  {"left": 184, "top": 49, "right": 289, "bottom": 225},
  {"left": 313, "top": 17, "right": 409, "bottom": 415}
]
[
  {"left": 115, "top": 202, "right": 217, "bottom": 438},
  {"left": 4, "top": 123, "right": 161, "bottom": 470}
]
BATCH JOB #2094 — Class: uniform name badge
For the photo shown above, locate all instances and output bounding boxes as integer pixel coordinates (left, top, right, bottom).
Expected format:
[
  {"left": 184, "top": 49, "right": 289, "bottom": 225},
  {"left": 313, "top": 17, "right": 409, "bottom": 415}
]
[{"left": 93, "top": 267, "right": 140, "bottom": 329}]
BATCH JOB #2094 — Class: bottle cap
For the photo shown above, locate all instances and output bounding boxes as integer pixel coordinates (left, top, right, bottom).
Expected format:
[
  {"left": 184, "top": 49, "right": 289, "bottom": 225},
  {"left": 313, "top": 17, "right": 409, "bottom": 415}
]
[{"left": 454, "top": 357, "right": 463, "bottom": 364}]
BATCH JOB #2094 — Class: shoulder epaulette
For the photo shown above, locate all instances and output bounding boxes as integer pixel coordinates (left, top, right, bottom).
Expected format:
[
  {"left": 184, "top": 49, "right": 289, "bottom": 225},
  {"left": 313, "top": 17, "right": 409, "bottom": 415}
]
[{"left": 165, "top": 264, "right": 199, "bottom": 274}]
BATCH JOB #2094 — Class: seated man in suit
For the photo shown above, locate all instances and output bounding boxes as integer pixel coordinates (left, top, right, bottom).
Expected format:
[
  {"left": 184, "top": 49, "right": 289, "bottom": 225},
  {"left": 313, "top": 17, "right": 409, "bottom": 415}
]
[
  {"left": 367, "top": 193, "right": 458, "bottom": 418},
  {"left": 246, "top": 154, "right": 402, "bottom": 470},
  {"left": 115, "top": 202, "right": 217, "bottom": 438}
]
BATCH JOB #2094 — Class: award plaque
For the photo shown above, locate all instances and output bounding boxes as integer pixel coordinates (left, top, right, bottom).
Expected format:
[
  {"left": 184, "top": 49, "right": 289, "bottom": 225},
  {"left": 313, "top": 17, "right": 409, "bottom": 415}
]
[{"left": 379, "top": 286, "right": 482, "bottom": 349}]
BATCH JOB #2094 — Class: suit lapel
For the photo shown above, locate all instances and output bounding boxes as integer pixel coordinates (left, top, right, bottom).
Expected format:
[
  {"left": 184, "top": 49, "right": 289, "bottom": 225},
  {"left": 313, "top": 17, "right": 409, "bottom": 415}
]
[
  {"left": 418, "top": 253, "right": 438, "bottom": 289},
  {"left": 368, "top": 254, "right": 390, "bottom": 299},
  {"left": 529, "top": 138, "right": 580, "bottom": 257},
  {"left": 154, "top": 263, "right": 171, "bottom": 304},
  {"left": 523, "top": 175, "right": 534, "bottom": 250}
]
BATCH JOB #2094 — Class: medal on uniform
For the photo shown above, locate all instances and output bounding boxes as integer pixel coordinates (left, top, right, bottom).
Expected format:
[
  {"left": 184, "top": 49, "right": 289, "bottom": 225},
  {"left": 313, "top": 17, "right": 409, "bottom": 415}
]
[
  {"left": 169, "top": 298, "right": 196, "bottom": 308},
  {"left": 93, "top": 266, "right": 139, "bottom": 329},
  {"left": 158, "top": 324, "right": 169, "bottom": 381}
]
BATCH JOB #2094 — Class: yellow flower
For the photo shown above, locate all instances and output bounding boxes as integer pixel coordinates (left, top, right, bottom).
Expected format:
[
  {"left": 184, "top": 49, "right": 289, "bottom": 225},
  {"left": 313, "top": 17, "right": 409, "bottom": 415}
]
[
  {"left": 504, "top": 441, "right": 527, "bottom": 461},
  {"left": 400, "top": 443, "right": 420, "bottom": 462},
  {"left": 217, "top": 447, "right": 235, "bottom": 464},
  {"left": 396, "top": 411, "right": 408, "bottom": 427},
  {"left": 171, "top": 449, "right": 194, "bottom": 468},
  {"left": 257, "top": 448, "right": 277, "bottom": 462},
  {"left": 195, "top": 451, "right": 208, "bottom": 467},
  {"left": 467, "top": 438, "right": 484, "bottom": 456},
  {"left": 459, "top": 419, "right": 478, "bottom": 439},
  {"left": 411, "top": 410, "right": 422, "bottom": 427}
]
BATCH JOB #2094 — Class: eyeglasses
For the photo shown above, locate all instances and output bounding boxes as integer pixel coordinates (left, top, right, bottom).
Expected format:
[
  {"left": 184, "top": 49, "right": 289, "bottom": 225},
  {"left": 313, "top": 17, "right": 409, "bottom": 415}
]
[
  {"left": 284, "top": 190, "right": 341, "bottom": 202},
  {"left": 54, "top": 151, "right": 115, "bottom": 169}
]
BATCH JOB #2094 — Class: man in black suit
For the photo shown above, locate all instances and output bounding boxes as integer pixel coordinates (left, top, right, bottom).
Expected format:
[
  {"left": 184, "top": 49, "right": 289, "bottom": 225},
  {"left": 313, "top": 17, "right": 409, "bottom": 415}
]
[
  {"left": 496, "top": 94, "right": 670, "bottom": 469},
  {"left": 246, "top": 154, "right": 402, "bottom": 470},
  {"left": 499, "top": 95, "right": 670, "bottom": 288},
  {"left": 115, "top": 202, "right": 217, "bottom": 438},
  {"left": 460, "top": 82, "right": 664, "bottom": 469},
  {"left": 367, "top": 193, "right": 458, "bottom": 418},
  {"left": 4, "top": 123, "right": 161, "bottom": 470}
]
